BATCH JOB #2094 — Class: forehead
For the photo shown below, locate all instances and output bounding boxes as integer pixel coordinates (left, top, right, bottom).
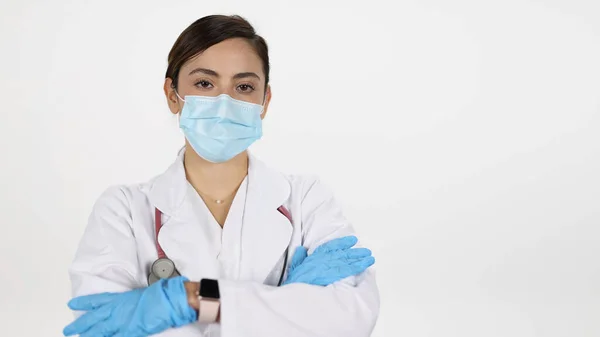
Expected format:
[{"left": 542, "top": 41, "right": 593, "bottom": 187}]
[{"left": 180, "top": 38, "right": 264, "bottom": 77}]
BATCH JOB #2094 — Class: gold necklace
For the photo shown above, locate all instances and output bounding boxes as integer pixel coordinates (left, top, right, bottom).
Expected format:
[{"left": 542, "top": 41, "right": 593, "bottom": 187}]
[{"left": 197, "top": 188, "right": 237, "bottom": 205}]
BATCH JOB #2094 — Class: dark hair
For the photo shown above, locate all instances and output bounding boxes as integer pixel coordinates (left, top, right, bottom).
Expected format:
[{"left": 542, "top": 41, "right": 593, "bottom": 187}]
[{"left": 165, "top": 15, "right": 270, "bottom": 90}]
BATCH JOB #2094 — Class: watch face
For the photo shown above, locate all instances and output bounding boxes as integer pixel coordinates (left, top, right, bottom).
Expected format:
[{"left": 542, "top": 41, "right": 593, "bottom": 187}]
[{"left": 200, "top": 279, "right": 220, "bottom": 299}]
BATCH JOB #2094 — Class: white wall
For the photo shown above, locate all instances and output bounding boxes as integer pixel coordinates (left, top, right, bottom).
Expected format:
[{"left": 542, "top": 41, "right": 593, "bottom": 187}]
[{"left": 1, "top": 0, "right": 599, "bottom": 336}]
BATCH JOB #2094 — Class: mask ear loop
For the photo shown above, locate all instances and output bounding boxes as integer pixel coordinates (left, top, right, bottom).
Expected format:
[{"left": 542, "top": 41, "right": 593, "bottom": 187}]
[
  {"left": 174, "top": 91, "right": 186, "bottom": 118},
  {"left": 175, "top": 91, "right": 186, "bottom": 103},
  {"left": 259, "top": 91, "right": 268, "bottom": 115}
]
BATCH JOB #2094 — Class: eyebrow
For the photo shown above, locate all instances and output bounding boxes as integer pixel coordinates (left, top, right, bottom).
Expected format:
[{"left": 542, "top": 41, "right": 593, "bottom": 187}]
[
  {"left": 188, "top": 68, "right": 261, "bottom": 80},
  {"left": 188, "top": 68, "right": 218, "bottom": 77},
  {"left": 233, "top": 72, "right": 261, "bottom": 80}
]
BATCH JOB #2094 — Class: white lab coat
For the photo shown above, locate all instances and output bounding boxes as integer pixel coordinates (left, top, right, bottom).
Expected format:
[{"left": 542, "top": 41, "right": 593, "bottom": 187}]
[{"left": 68, "top": 148, "right": 380, "bottom": 337}]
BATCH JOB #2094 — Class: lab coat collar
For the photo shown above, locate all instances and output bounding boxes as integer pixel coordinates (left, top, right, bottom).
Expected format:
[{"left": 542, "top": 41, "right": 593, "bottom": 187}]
[
  {"left": 147, "top": 147, "right": 188, "bottom": 217},
  {"left": 240, "top": 151, "right": 293, "bottom": 282},
  {"left": 148, "top": 147, "right": 293, "bottom": 283},
  {"left": 148, "top": 147, "right": 291, "bottom": 216}
]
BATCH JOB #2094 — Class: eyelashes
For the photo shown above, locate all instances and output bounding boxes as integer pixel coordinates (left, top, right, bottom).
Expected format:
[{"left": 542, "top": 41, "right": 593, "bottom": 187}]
[
  {"left": 194, "top": 80, "right": 213, "bottom": 89},
  {"left": 193, "top": 79, "right": 256, "bottom": 93},
  {"left": 237, "top": 84, "right": 255, "bottom": 92}
]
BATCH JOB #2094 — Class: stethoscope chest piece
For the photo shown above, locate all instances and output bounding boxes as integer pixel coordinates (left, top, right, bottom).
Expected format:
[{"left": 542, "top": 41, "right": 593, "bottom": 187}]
[{"left": 148, "top": 257, "right": 180, "bottom": 285}]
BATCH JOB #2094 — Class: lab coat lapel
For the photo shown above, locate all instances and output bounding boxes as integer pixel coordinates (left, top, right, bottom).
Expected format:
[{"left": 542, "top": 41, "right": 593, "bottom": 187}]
[
  {"left": 147, "top": 147, "right": 188, "bottom": 217},
  {"left": 146, "top": 148, "right": 221, "bottom": 280},
  {"left": 239, "top": 154, "right": 292, "bottom": 283}
]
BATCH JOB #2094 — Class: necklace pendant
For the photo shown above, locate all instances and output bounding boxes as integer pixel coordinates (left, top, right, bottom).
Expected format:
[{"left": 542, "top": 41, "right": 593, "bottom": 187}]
[{"left": 215, "top": 199, "right": 224, "bottom": 204}]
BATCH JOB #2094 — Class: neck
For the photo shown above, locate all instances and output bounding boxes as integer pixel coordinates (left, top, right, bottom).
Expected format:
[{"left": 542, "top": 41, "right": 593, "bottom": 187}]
[{"left": 183, "top": 143, "right": 249, "bottom": 201}]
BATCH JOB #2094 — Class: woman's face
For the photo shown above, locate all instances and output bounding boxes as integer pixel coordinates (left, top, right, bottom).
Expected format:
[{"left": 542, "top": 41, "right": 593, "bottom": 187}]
[{"left": 164, "top": 37, "right": 271, "bottom": 119}]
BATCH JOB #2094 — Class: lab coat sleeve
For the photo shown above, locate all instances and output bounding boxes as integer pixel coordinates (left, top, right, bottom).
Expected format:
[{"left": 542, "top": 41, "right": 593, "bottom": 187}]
[
  {"left": 218, "top": 178, "right": 380, "bottom": 337},
  {"left": 68, "top": 186, "right": 142, "bottom": 300}
]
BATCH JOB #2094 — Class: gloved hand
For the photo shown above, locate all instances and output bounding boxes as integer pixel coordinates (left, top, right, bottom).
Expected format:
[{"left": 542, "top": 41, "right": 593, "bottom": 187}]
[
  {"left": 63, "top": 276, "right": 196, "bottom": 337},
  {"left": 283, "top": 235, "right": 375, "bottom": 286}
]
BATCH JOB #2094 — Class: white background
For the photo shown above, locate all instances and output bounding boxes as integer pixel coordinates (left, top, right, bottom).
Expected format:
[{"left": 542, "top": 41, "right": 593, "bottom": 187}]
[{"left": 1, "top": 0, "right": 599, "bottom": 336}]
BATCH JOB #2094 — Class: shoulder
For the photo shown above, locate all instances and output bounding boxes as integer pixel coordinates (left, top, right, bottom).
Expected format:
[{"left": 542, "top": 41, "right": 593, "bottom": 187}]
[
  {"left": 280, "top": 173, "right": 355, "bottom": 249},
  {"left": 280, "top": 172, "right": 339, "bottom": 211},
  {"left": 285, "top": 174, "right": 332, "bottom": 198},
  {"left": 90, "top": 178, "right": 155, "bottom": 213},
  {"left": 250, "top": 153, "right": 336, "bottom": 205},
  {"left": 250, "top": 153, "right": 336, "bottom": 203}
]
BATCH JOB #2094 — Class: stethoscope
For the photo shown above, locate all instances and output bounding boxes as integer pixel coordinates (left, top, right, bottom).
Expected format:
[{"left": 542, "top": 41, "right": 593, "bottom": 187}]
[{"left": 148, "top": 206, "right": 293, "bottom": 286}]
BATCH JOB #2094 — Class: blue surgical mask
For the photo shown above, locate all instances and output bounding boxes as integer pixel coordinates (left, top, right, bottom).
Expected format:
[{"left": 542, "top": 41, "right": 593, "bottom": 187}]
[{"left": 176, "top": 93, "right": 264, "bottom": 163}]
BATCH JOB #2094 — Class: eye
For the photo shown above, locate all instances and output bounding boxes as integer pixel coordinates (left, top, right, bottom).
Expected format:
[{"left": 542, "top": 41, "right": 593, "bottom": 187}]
[
  {"left": 237, "top": 84, "right": 255, "bottom": 93},
  {"left": 194, "top": 80, "right": 213, "bottom": 89}
]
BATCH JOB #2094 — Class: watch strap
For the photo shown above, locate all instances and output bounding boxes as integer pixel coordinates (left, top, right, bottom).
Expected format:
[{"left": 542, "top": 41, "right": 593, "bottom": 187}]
[{"left": 198, "top": 298, "right": 220, "bottom": 323}]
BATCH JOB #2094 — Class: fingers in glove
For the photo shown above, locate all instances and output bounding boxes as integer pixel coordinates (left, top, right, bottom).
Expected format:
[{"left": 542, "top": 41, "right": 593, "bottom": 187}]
[
  {"left": 67, "top": 292, "right": 120, "bottom": 311},
  {"left": 313, "top": 236, "right": 358, "bottom": 254},
  {"left": 349, "top": 256, "right": 375, "bottom": 273},
  {"left": 305, "top": 247, "right": 371, "bottom": 264},
  {"left": 289, "top": 246, "right": 308, "bottom": 271},
  {"left": 78, "top": 321, "right": 116, "bottom": 337},
  {"left": 327, "top": 256, "right": 376, "bottom": 280},
  {"left": 343, "top": 247, "right": 372, "bottom": 259},
  {"left": 63, "top": 305, "right": 112, "bottom": 336}
]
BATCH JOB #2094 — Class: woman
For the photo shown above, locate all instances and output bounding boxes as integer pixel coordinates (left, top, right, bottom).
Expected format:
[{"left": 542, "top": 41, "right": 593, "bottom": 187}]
[{"left": 63, "top": 14, "right": 379, "bottom": 337}]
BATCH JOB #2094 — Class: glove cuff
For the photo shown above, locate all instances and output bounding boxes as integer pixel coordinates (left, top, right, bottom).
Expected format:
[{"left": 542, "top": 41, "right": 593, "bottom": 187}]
[{"left": 162, "top": 276, "right": 198, "bottom": 327}]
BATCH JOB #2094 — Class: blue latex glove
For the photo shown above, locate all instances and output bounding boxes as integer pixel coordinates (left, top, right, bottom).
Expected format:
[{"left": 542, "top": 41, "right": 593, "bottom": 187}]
[
  {"left": 63, "top": 276, "right": 196, "bottom": 337},
  {"left": 283, "top": 235, "right": 375, "bottom": 286}
]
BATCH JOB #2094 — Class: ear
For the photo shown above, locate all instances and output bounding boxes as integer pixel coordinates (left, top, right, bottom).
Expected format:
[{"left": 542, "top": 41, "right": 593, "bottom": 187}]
[
  {"left": 164, "top": 78, "right": 181, "bottom": 115},
  {"left": 260, "top": 85, "right": 272, "bottom": 120}
]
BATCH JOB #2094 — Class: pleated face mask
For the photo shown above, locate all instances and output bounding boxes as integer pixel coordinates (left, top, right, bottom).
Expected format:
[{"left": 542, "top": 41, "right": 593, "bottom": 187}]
[{"left": 177, "top": 93, "right": 264, "bottom": 163}]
